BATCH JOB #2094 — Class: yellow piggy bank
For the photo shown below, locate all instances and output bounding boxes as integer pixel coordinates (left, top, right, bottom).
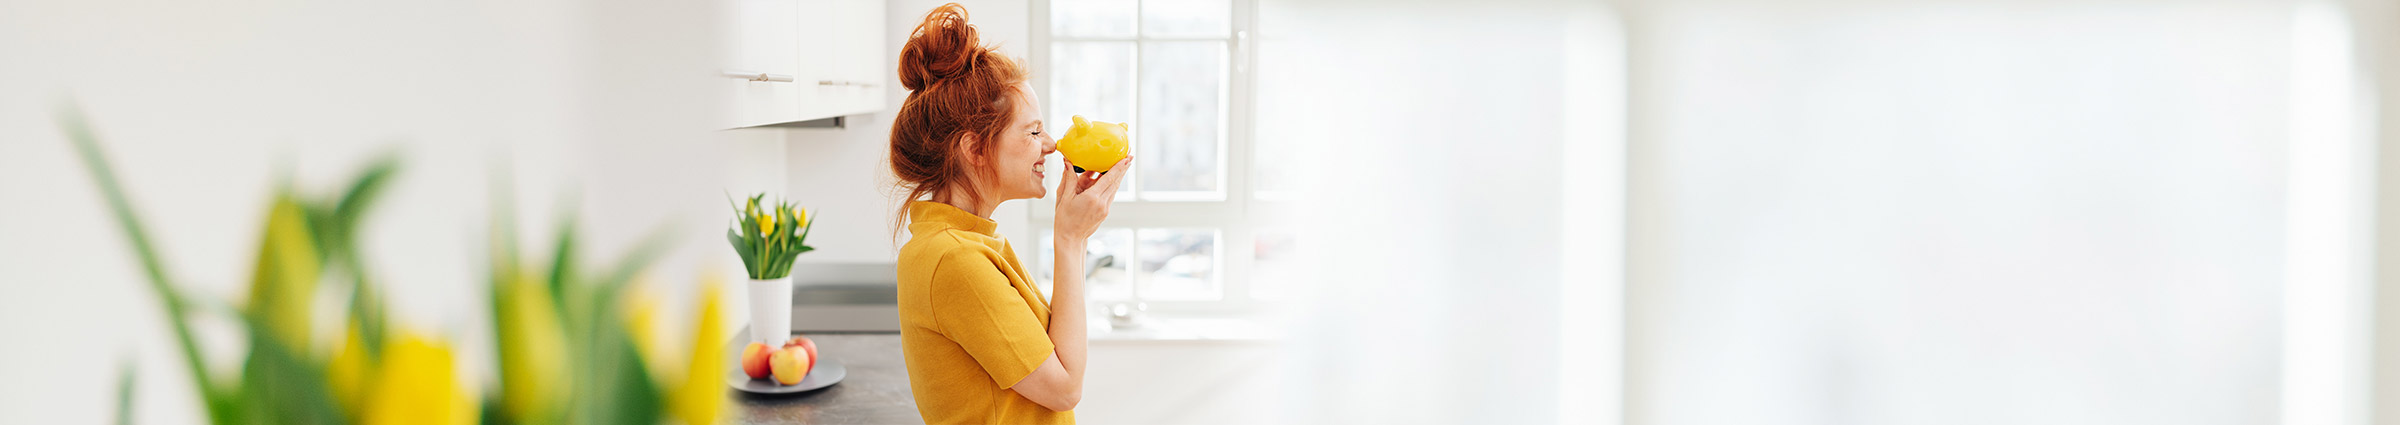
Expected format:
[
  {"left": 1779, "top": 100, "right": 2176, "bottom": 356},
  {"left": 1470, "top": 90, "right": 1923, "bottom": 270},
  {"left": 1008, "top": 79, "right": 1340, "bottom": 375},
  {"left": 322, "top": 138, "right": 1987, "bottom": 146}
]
[{"left": 1056, "top": 115, "right": 1129, "bottom": 173}]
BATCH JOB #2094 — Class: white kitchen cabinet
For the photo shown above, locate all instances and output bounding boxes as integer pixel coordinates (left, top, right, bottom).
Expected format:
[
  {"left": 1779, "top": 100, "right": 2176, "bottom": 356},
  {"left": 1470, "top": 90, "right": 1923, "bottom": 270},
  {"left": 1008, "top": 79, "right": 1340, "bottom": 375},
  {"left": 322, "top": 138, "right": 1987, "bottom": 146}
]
[
  {"left": 722, "top": 0, "right": 886, "bottom": 129},
  {"left": 1078, "top": 342, "right": 1281, "bottom": 424}
]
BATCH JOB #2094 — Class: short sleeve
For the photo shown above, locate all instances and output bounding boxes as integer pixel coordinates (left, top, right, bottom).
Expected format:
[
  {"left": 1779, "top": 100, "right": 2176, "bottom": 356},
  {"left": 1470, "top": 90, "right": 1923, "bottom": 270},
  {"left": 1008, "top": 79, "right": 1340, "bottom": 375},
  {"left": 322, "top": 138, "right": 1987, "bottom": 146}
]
[{"left": 927, "top": 247, "right": 1057, "bottom": 388}]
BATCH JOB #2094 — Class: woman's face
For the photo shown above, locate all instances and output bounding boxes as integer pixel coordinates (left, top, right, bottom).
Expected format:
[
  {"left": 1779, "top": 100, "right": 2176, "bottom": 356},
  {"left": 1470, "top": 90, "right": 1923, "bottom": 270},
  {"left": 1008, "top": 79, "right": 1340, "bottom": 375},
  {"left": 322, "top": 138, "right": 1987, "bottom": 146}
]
[{"left": 983, "top": 84, "right": 1056, "bottom": 201}]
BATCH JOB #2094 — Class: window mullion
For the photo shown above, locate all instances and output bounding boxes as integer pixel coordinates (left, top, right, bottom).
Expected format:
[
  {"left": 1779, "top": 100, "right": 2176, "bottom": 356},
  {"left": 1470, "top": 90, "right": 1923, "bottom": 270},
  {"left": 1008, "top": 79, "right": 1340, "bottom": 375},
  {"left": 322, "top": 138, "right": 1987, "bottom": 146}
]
[
  {"left": 1127, "top": 0, "right": 1145, "bottom": 203},
  {"left": 1128, "top": 228, "right": 1144, "bottom": 303},
  {"left": 1224, "top": 0, "right": 1258, "bottom": 303}
]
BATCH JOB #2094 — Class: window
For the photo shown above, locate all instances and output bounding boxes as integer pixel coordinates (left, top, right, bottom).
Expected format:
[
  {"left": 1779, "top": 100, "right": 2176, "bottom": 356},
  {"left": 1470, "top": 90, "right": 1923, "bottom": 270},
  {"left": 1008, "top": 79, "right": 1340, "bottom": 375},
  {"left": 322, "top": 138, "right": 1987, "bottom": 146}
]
[{"left": 1031, "top": 0, "right": 1275, "bottom": 311}]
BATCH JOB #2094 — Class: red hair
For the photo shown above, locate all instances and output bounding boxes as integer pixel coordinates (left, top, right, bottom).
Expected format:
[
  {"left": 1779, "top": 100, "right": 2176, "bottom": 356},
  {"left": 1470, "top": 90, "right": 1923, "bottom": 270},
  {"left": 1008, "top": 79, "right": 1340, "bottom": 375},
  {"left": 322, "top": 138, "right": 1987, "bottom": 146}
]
[{"left": 889, "top": 2, "right": 1029, "bottom": 235}]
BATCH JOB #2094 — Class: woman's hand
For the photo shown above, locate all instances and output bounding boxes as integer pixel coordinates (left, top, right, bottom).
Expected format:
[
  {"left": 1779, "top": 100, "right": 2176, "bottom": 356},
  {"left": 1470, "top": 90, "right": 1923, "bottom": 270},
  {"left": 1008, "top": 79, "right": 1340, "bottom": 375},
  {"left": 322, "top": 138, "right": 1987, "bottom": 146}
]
[{"left": 1054, "top": 157, "right": 1130, "bottom": 244}]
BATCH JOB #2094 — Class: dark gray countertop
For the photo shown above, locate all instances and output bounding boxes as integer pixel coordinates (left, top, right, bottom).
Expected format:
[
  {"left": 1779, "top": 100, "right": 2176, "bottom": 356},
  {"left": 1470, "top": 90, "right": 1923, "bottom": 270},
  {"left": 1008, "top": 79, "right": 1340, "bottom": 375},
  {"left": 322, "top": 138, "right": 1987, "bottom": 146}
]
[{"left": 733, "top": 333, "right": 920, "bottom": 425}]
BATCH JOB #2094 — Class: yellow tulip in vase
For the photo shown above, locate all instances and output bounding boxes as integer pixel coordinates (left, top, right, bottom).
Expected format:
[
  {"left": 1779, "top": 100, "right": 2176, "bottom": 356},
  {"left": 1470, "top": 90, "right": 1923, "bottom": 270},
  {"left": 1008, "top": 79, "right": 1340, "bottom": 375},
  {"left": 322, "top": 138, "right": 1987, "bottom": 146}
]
[{"left": 727, "top": 194, "right": 815, "bottom": 344}]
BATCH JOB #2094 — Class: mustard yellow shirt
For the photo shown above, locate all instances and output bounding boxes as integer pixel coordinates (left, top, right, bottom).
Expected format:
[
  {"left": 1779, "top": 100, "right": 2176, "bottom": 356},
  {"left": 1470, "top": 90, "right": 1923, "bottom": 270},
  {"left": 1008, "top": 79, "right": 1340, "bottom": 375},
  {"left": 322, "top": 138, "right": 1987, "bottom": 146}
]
[{"left": 898, "top": 201, "right": 1073, "bottom": 425}]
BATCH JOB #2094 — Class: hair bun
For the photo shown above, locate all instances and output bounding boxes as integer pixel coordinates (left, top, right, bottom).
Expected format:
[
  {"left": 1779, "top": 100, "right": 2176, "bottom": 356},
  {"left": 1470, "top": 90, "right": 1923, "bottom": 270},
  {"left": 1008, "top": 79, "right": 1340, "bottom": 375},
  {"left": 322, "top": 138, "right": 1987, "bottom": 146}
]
[{"left": 898, "top": 3, "right": 982, "bottom": 91}]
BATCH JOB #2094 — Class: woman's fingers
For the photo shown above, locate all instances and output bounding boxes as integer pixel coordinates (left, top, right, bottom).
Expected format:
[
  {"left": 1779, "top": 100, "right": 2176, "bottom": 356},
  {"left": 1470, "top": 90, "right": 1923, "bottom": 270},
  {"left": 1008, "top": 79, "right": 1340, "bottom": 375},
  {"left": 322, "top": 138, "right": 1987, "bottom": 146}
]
[
  {"left": 1057, "top": 168, "right": 1105, "bottom": 203},
  {"left": 1062, "top": 170, "right": 1095, "bottom": 196},
  {"left": 1093, "top": 158, "right": 1133, "bottom": 195},
  {"left": 1055, "top": 161, "right": 1078, "bottom": 198},
  {"left": 1081, "top": 171, "right": 1104, "bottom": 193},
  {"left": 1054, "top": 159, "right": 1131, "bottom": 240}
]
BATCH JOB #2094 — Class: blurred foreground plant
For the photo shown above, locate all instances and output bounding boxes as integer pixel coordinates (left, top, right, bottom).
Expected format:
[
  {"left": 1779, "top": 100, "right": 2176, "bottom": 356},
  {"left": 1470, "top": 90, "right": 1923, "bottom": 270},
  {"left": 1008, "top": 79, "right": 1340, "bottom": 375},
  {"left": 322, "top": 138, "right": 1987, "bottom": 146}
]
[{"left": 64, "top": 107, "right": 731, "bottom": 425}]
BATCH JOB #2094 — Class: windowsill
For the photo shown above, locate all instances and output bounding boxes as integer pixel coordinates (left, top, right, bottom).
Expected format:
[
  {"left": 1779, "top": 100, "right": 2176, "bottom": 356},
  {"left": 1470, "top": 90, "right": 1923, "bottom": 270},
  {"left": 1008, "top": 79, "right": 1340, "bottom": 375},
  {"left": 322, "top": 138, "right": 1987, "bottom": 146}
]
[{"left": 1086, "top": 312, "right": 1280, "bottom": 344}]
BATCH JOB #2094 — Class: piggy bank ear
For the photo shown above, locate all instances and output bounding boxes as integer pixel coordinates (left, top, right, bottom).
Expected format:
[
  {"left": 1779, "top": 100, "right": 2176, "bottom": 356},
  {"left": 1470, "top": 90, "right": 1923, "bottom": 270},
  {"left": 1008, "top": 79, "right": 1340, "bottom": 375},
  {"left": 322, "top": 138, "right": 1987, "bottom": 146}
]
[{"left": 1072, "top": 115, "right": 1088, "bottom": 127}]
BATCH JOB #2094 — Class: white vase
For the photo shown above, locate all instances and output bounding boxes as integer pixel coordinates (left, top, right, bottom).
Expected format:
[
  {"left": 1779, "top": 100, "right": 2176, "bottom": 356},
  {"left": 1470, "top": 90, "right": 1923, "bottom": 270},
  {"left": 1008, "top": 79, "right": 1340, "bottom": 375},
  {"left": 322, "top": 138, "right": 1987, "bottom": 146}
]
[{"left": 747, "top": 276, "right": 793, "bottom": 344}]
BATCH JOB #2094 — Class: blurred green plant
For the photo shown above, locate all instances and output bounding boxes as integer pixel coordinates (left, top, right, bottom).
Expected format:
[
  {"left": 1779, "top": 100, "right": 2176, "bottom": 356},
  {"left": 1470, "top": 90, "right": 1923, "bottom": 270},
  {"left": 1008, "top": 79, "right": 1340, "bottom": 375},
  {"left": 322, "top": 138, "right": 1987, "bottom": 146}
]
[
  {"left": 115, "top": 360, "right": 135, "bottom": 425},
  {"left": 726, "top": 194, "right": 814, "bottom": 280},
  {"left": 63, "top": 106, "right": 731, "bottom": 425}
]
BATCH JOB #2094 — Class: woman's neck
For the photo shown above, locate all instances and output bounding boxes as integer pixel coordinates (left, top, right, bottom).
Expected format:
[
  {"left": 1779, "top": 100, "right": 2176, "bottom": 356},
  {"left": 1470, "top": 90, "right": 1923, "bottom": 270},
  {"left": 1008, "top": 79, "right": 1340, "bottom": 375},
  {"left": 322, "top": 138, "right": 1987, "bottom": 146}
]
[{"left": 931, "top": 191, "right": 999, "bottom": 219}]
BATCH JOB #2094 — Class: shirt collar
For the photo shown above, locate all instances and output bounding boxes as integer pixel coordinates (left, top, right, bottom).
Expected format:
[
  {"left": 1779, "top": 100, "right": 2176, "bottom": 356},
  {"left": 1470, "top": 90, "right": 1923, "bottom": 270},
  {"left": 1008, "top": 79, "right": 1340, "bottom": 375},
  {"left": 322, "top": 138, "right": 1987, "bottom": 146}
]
[{"left": 908, "top": 201, "right": 998, "bottom": 237}]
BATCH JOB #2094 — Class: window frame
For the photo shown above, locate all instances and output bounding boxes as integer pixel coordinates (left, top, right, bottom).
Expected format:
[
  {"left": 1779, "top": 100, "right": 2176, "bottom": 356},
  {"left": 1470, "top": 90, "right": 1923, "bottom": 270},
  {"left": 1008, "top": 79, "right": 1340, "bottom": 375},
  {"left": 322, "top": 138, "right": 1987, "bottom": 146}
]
[{"left": 1029, "top": 0, "right": 1268, "bottom": 314}]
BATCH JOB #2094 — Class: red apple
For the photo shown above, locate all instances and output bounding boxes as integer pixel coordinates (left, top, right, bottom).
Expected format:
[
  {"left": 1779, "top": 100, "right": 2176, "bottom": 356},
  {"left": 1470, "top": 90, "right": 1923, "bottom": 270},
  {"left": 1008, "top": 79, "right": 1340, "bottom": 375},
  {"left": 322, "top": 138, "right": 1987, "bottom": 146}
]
[
  {"left": 784, "top": 336, "right": 819, "bottom": 369},
  {"left": 740, "top": 342, "right": 772, "bottom": 379},
  {"left": 769, "top": 346, "right": 810, "bottom": 385},
  {"left": 800, "top": 337, "right": 819, "bottom": 365}
]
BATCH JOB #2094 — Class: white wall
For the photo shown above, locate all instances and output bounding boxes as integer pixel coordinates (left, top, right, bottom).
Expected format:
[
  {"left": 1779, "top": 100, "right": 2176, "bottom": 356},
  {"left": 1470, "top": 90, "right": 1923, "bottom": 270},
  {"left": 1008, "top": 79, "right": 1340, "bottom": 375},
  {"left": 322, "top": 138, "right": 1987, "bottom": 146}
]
[
  {"left": 1259, "top": 0, "right": 1574, "bottom": 423},
  {"left": 2367, "top": 0, "right": 2400, "bottom": 418},
  {"left": 2361, "top": 1, "right": 2400, "bottom": 424},
  {"left": 1623, "top": 1, "right": 2295, "bottom": 424},
  {"left": 1559, "top": 2, "right": 1630, "bottom": 424}
]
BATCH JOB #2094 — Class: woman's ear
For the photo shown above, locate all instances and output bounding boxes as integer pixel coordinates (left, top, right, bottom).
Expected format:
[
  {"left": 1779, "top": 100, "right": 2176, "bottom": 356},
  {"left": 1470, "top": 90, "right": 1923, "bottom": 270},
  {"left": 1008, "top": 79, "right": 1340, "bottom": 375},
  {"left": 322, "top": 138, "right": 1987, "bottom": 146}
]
[{"left": 956, "top": 131, "right": 985, "bottom": 167}]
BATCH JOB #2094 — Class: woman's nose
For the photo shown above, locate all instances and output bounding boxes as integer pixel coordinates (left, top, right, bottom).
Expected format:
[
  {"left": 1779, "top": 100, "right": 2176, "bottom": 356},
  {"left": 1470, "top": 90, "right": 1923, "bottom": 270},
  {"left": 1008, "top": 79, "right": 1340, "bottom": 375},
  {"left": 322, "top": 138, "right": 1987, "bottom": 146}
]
[{"left": 1041, "top": 137, "right": 1057, "bottom": 154}]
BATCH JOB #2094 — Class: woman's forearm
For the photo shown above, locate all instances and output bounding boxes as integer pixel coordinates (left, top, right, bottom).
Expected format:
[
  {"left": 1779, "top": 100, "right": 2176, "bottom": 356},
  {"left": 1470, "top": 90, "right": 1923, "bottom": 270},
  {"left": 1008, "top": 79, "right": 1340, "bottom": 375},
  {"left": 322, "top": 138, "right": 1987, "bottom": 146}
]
[
  {"left": 1048, "top": 238, "right": 1088, "bottom": 385},
  {"left": 1034, "top": 158, "right": 1129, "bottom": 409}
]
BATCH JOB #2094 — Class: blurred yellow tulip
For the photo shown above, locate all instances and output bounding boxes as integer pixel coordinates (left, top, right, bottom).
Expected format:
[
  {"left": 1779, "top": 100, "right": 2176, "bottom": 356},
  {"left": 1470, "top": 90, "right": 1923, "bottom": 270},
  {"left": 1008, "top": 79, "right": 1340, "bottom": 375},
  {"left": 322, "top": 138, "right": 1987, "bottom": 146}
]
[
  {"left": 623, "top": 279, "right": 681, "bottom": 386},
  {"left": 246, "top": 193, "right": 320, "bottom": 349},
  {"left": 327, "top": 320, "right": 375, "bottom": 420},
  {"left": 670, "top": 278, "right": 729, "bottom": 425},
  {"left": 360, "top": 332, "right": 478, "bottom": 425},
  {"left": 497, "top": 273, "right": 568, "bottom": 423}
]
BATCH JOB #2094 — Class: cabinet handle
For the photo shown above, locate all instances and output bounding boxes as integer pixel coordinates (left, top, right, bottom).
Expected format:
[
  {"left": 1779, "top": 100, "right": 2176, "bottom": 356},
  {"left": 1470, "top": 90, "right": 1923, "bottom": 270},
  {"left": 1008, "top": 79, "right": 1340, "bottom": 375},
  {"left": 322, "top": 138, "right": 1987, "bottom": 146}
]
[
  {"left": 722, "top": 70, "right": 794, "bottom": 82},
  {"left": 818, "top": 80, "right": 878, "bottom": 87}
]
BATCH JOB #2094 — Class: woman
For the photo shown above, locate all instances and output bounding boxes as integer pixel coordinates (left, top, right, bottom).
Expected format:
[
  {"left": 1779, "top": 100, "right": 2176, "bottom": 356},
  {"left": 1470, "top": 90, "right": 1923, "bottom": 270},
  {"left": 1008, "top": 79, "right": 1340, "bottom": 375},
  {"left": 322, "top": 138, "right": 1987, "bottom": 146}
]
[{"left": 888, "top": 3, "right": 1128, "bottom": 424}]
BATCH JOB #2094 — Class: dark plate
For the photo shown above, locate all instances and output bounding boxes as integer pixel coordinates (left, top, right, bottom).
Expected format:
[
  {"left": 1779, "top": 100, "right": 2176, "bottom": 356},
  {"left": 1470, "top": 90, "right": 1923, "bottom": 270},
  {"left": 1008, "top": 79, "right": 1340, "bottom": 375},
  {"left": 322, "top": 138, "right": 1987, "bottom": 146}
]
[{"left": 725, "top": 331, "right": 846, "bottom": 394}]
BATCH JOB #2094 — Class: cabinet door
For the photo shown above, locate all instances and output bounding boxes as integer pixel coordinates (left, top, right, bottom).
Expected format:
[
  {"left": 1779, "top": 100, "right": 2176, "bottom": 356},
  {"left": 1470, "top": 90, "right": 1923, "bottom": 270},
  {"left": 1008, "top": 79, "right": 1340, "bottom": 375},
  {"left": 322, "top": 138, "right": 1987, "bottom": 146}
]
[
  {"left": 724, "top": 0, "right": 803, "bottom": 129},
  {"left": 797, "top": 0, "right": 886, "bottom": 120}
]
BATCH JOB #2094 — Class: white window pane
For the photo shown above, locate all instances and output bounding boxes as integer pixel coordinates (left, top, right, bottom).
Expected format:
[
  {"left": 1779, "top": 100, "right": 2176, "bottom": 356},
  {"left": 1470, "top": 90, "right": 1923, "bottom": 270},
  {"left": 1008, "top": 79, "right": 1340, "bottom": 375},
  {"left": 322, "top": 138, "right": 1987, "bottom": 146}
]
[
  {"left": 1035, "top": 229, "right": 1054, "bottom": 298},
  {"left": 1139, "top": 0, "right": 1229, "bottom": 38},
  {"left": 1049, "top": 42, "right": 1136, "bottom": 135},
  {"left": 1250, "top": 229, "right": 1296, "bottom": 300},
  {"left": 1049, "top": 41, "right": 1138, "bottom": 198},
  {"left": 1136, "top": 228, "right": 1218, "bottom": 300},
  {"left": 1035, "top": 228, "right": 1133, "bottom": 301},
  {"left": 1137, "top": 41, "right": 1225, "bottom": 197},
  {"left": 1051, "top": 0, "right": 1136, "bottom": 38},
  {"left": 1086, "top": 228, "right": 1135, "bottom": 301}
]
